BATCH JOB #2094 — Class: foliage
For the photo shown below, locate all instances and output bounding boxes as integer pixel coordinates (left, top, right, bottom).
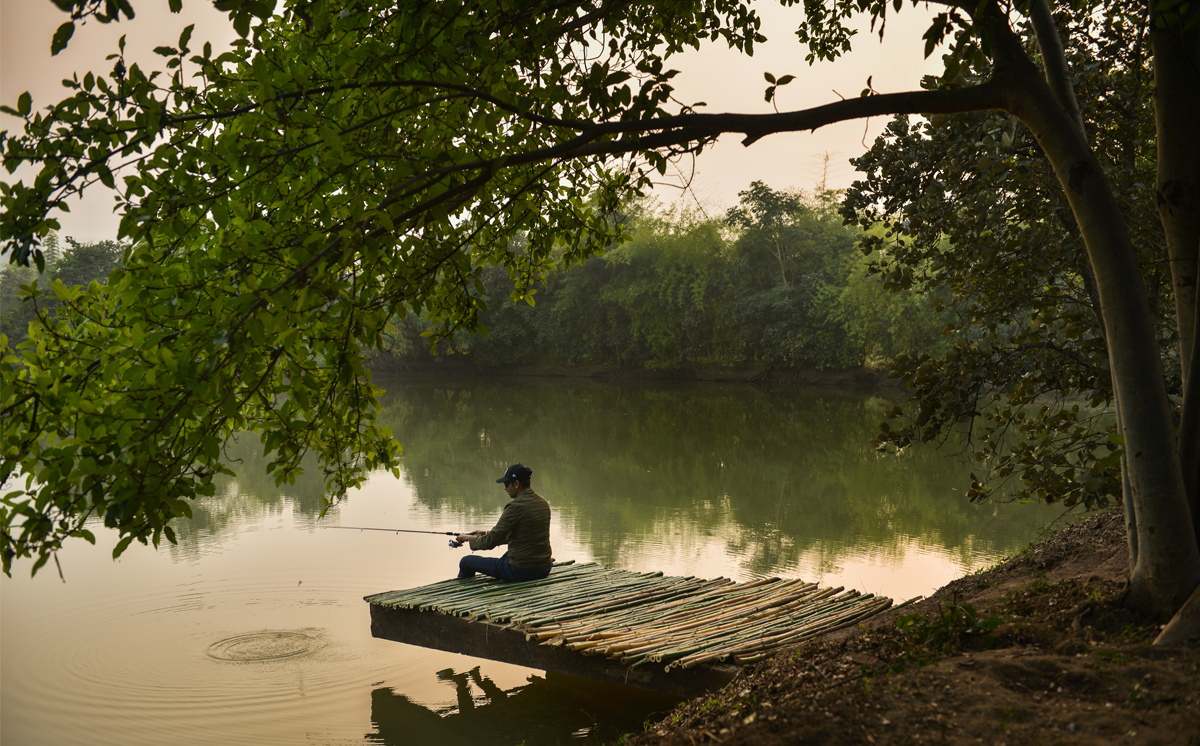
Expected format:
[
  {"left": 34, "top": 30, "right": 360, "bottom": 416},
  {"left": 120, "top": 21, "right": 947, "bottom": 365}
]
[
  {"left": 381, "top": 192, "right": 945, "bottom": 370},
  {"left": 833, "top": 229, "right": 953, "bottom": 364},
  {"left": 842, "top": 3, "right": 1174, "bottom": 511},
  {"left": 6, "top": 0, "right": 708, "bottom": 573},
  {"left": 893, "top": 602, "right": 1003, "bottom": 662},
  {"left": 0, "top": 235, "right": 124, "bottom": 343},
  {"left": 0, "top": 263, "right": 40, "bottom": 342}
]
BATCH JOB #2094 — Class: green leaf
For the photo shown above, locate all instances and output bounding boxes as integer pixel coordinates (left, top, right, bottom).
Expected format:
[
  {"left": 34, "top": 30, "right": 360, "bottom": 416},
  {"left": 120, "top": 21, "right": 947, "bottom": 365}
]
[
  {"left": 233, "top": 12, "right": 251, "bottom": 38},
  {"left": 51, "top": 22, "right": 76, "bottom": 56},
  {"left": 16, "top": 91, "right": 32, "bottom": 117},
  {"left": 605, "top": 71, "right": 632, "bottom": 86},
  {"left": 113, "top": 535, "right": 134, "bottom": 559},
  {"left": 50, "top": 278, "right": 72, "bottom": 301}
]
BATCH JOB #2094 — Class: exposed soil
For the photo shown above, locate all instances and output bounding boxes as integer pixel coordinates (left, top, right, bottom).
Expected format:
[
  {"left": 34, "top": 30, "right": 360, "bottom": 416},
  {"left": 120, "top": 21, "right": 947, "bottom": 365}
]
[{"left": 625, "top": 510, "right": 1200, "bottom": 746}]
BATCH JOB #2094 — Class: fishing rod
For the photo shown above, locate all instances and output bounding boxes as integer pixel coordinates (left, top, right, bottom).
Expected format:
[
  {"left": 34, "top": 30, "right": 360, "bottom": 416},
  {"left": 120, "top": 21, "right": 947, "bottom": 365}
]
[
  {"left": 326, "top": 526, "right": 470, "bottom": 548},
  {"left": 328, "top": 526, "right": 462, "bottom": 536}
]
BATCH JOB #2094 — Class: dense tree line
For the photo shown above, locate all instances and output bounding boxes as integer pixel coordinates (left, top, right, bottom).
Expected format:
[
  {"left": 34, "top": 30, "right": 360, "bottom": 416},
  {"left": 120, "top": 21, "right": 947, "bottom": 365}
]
[{"left": 383, "top": 185, "right": 950, "bottom": 370}]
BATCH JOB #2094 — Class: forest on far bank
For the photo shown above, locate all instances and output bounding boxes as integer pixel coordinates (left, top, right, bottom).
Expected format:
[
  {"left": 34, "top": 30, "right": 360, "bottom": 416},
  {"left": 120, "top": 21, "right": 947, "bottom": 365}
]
[
  {"left": 0, "top": 181, "right": 952, "bottom": 373},
  {"left": 380, "top": 182, "right": 953, "bottom": 372}
]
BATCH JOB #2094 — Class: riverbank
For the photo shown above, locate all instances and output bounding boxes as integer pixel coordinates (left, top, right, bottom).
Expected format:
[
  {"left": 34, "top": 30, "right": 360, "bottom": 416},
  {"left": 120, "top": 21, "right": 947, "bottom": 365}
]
[
  {"left": 366, "top": 354, "right": 894, "bottom": 387},
  {"left": 623, "top": 509, "right": 1200, "bottom": 745}
]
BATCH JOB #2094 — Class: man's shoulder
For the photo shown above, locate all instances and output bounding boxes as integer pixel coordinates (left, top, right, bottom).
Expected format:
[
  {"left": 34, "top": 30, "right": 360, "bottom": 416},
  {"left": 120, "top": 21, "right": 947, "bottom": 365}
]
[{"left": 518, "top": 489, "right": 549, "bottom": 505}]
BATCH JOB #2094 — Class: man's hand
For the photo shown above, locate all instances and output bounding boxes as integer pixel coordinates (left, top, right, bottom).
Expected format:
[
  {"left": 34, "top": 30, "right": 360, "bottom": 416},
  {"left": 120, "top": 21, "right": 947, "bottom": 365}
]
[{"left": 451, "top": 530, "right": 486, "bottom": 548}]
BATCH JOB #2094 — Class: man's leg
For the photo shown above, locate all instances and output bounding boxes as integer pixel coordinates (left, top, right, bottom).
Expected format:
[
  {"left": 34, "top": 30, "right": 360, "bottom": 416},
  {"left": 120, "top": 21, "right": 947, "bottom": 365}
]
[
  {"left": 502, "top": 563, "right": 553, "bottom": 582},
  {"left": 459, "top": 553, "right": 553, "bottom": 582},
  {"left": 458, "top": 554, "right": 507, "bottom": 579}
]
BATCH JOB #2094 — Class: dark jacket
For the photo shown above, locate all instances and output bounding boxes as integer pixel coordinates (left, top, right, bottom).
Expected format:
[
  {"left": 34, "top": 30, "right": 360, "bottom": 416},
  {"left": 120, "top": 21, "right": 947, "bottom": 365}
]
[{"left": 468, "top": 488, "right": 553, "bottom": 568}]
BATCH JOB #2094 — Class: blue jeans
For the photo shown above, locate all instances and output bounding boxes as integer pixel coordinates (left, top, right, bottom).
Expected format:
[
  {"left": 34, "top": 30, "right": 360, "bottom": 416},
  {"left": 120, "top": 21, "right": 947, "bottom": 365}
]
[{"left": 457, "top": 552, "right": 552, "bottom": 582}]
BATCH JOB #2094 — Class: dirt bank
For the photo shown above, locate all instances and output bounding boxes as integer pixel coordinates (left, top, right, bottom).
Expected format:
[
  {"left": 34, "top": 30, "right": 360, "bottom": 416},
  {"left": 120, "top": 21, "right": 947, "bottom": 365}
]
[{"left": 624, "top": 510, "right": 1200, "bottom": 746}]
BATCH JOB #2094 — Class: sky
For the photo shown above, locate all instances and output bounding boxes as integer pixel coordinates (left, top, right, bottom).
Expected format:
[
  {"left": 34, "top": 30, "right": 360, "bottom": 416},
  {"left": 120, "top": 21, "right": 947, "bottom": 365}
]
[{"left": 1, "top": 0, "right": 943, "bottom": 242}]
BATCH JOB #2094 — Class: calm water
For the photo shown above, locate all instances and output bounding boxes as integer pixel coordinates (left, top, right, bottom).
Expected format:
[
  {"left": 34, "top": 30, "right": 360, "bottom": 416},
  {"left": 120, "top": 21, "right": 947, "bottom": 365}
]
[{"left": 1, "top": 376, "right": 1064, "bottom": 746}]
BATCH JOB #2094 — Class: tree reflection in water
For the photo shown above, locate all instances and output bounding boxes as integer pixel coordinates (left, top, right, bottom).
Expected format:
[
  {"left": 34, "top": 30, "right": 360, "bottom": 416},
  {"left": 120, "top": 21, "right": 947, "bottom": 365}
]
[{"left": 367, "top": 666, "right": 681, "bottom": 746}]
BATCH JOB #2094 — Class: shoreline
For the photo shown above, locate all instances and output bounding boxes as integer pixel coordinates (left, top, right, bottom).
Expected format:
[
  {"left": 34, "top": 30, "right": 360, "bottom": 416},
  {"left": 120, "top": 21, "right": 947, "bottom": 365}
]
[{"left": 621, "top": 509, "right": 1200, "bottom": 746}]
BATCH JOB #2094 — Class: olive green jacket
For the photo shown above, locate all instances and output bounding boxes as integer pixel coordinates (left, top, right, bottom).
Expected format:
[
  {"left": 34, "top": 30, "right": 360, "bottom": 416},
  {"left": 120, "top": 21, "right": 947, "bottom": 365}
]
[{"left": 468, "top": 488, "right": 553, "bottom": 568}]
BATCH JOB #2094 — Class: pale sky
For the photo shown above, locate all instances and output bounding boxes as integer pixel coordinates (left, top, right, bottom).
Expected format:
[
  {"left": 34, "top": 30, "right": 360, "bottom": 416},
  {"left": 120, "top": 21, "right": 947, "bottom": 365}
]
[{"left": 1, "top": 0, "right": 942, "bottom": 242}]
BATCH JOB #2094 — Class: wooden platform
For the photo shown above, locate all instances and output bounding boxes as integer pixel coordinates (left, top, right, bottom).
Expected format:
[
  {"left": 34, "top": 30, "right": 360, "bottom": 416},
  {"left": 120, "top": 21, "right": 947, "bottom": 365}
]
[{"left": 366, "top": 561, "right": 893, "bottom": 697}]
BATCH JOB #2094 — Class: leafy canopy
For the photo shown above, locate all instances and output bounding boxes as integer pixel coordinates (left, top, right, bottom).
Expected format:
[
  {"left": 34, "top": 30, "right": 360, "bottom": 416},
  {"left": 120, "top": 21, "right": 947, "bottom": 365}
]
[
  {"left": 843, "top": 0, "right": 1175, "bottom": 511},
  {"left": 0, "top": 0, "right": 782, "bottom": 575}
]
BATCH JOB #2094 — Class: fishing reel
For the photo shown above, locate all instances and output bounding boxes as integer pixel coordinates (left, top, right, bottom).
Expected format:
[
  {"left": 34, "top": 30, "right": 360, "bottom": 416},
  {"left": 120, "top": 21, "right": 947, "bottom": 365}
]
[{"left": 449, "top": 539, "right": 464, "bottom": 549}]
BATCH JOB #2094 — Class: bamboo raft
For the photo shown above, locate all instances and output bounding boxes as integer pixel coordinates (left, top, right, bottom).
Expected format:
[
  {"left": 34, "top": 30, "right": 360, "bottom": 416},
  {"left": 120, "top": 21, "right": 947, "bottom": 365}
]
[{"left": 366, "top": 561, "right": 894, "bottom": 676}]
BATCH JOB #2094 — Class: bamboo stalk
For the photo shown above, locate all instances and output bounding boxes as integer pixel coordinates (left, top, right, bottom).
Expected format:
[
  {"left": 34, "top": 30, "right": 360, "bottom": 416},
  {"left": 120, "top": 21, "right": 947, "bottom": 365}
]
[
  {"left": 559, "top": 579, "right": 823, "bottom": 639},
  {"left": 642, "top": 596, "right": 875, "bottom": 666},
  {"left": 566, "top": 583, "right": 832, "bottom": 649},
  {"left": 669, "top": 596, "right": 894, "bottom": 669}
]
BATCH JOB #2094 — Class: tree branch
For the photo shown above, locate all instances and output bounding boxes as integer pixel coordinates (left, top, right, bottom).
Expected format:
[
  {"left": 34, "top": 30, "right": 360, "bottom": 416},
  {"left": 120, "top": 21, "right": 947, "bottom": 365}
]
[
  {"left": 492, "top": 81, "right": 1009, "bottom": 166},
  {"left": 1029, "top": 0, "right": 1087, "bottom": 144}
]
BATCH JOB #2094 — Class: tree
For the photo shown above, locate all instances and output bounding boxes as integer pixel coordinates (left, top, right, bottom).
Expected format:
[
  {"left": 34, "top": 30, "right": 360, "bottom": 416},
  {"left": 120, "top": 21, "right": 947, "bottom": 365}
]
[
  {"left": 54, "top": 237, "right": 124, "bottom": 291},
  {"left": 387, "top": 196, "right": 871, "bottom": 369},
  {"left": 1, "top": 0, "right": 1197, "bottom": 639},
  {"left": 833, "top": 226, "right": 952, "bottom": 365},
  {"left": 1, "top": 236, "right": 123, "bottom": 343},
  {"left": 722, "top": 183, "right": 859, "bottom": 367},
  {"left": 725, "top": 181, "right": 809, "bottom": 289},
  {"left": 840, "top": 2, "right": 1177, "bottom": 514}
]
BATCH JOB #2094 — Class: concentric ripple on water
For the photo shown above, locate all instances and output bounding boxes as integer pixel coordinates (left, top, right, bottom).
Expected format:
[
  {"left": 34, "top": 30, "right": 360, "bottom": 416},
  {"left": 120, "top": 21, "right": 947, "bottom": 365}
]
[{"left": 206, "top": 631, "right": 318, "bottom": 662}]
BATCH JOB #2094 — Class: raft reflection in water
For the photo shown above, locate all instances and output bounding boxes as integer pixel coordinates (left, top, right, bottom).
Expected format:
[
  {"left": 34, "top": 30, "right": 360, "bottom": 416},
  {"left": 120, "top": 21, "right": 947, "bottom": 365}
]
[{"left": 367, "top": 666, "right": 681, "bottom": 745}]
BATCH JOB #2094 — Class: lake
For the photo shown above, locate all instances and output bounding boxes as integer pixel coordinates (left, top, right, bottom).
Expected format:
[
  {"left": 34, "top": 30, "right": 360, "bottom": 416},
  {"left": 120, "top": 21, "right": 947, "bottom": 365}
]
[{"left": 0, "top": 375, "right": 1065, "bottom": 745}]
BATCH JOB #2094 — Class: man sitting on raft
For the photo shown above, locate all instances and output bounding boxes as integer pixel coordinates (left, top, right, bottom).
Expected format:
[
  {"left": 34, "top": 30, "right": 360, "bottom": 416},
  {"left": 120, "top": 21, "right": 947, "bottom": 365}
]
[{"left": 454, "top": 463, "right": 553, "bottom": 582}]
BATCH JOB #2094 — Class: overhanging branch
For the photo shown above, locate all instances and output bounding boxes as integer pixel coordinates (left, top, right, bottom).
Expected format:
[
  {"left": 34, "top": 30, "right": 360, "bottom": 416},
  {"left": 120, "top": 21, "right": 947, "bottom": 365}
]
[{"left": 503, "top": 80, "right": 1008, "bottom": 163}]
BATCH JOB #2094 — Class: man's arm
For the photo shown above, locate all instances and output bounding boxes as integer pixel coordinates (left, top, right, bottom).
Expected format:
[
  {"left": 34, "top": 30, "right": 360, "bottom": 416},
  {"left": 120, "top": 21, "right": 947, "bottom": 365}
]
[{"left": 465, "top": 503, "right": 521, "bottom": 551}]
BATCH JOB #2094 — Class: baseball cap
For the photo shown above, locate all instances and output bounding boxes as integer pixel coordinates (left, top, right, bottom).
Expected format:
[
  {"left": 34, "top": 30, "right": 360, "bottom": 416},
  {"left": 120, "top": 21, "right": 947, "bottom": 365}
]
[{"left": 496, "top": 463, "right": 533, "bottom": 484}]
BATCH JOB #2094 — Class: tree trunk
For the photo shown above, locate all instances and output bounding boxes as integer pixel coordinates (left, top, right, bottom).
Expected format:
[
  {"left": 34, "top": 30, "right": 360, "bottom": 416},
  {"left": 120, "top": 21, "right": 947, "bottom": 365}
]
[
  {"left": 1180, "top": 329, "right": 1200, "bottom": 541},
  {"left": 1116, "top": 387, "right": 1138, "bottom": 568},
  {"left": 1153, "top": 3, "right": 1200, "bottom": 538},
  {"left": 1153, "top": 8, "right": 1200, "bottom": 387},
  {"left": 994, "top": 24, "right": 1200, "bottom": 617},
  {"left": 772, "top": 235, "right": 789, "bottom": 288}
]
